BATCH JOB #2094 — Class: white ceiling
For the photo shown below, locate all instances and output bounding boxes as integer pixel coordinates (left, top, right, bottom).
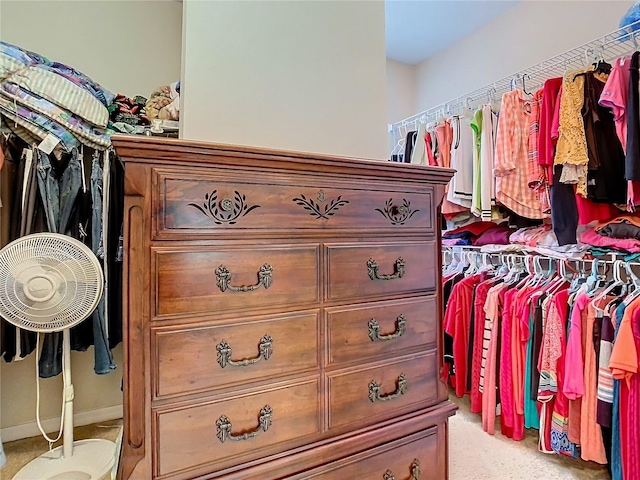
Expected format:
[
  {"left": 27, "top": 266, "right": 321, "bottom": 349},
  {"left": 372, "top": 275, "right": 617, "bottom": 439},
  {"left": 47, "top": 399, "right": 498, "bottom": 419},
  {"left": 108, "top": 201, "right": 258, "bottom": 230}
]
[{"left": 385, "top": 0, "right": 521, "bottom": 65}]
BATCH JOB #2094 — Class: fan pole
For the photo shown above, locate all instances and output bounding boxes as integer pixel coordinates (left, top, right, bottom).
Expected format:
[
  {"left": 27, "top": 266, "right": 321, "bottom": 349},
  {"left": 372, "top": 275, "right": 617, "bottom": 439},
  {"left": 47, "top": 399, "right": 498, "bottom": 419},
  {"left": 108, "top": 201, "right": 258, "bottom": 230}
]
[{"left": 63, "top": 328, "right": 74, "bottom": 459}]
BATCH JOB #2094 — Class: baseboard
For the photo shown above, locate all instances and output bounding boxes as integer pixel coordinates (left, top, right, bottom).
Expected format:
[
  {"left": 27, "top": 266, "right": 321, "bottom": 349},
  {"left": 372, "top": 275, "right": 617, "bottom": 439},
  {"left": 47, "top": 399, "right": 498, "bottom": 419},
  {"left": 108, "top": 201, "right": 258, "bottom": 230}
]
[{"left": 1, "top": 404, "right": 123, "bottom": 442}]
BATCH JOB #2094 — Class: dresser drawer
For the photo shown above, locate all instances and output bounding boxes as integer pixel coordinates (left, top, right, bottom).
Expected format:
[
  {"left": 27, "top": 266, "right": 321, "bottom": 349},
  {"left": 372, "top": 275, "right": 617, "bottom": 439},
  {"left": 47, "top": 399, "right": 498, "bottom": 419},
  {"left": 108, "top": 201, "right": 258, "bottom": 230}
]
[
  {"left": 153, "top": 244, "right": 320, "bottom": 318},
  {"left": 286, "top": 427, "right": 440, "bottom": 480},
  {"left": 325, "top": 242, "right": 436, "bottom": 301},
  {"left": 154, "top": 378, "right": 321, "bottom": 477},
  {"left": 326, "top": 297, "right": 436, "bottom": 367},
  {"left": 153, "top": 311, "right": 320, "bottom": 399},
  {"left": 155, "top": 170, "right": 434, "bottom": 238},
  {"left": 327, "top": 353, "right": 438, "bottom": 431}
]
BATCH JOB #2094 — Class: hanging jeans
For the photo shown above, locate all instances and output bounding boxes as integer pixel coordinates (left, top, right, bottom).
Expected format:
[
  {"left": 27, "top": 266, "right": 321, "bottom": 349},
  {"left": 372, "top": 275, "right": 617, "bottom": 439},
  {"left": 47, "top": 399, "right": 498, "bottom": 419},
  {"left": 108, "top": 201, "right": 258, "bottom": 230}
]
[
  {"left": 58, "top": 151, "right": 82, "bottom": 234},
  {"left": 90, "top": 155, "right": 114, "bottom": 374},
  {"left": 35, "top": 150, "right": 59, "bottom": 234},
  {"left": 37, "top": 149, "right": 80, "bottom": 379}
]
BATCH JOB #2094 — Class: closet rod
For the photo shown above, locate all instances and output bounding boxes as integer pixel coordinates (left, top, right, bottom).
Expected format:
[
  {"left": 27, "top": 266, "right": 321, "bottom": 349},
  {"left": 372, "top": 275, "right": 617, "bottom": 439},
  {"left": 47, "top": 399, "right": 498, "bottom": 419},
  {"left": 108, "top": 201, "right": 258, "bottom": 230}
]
[{"left": 392, "top": 19, "right": 640, "bottom": 132}]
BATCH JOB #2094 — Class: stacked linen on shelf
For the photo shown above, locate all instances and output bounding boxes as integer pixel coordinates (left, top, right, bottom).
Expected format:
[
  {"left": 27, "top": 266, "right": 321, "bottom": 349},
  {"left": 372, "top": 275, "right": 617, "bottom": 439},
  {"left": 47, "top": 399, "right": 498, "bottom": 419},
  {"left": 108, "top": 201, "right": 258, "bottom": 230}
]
[
  {"left": 580, "top": 214, "right": 640, "bottom": 253},
  {"left": 0, "top": 41, "right": 114, "bottom": 154},
  {"left": 443, "top": 221, "right": 515, "bottom": 246}
]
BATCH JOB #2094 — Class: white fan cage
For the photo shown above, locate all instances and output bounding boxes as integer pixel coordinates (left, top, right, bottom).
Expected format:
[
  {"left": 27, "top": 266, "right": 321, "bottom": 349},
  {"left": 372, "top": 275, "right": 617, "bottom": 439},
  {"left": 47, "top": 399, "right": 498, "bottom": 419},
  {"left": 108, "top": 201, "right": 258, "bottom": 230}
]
[{"left": 0, "top": 233, "right": 103, "bottom": 332}]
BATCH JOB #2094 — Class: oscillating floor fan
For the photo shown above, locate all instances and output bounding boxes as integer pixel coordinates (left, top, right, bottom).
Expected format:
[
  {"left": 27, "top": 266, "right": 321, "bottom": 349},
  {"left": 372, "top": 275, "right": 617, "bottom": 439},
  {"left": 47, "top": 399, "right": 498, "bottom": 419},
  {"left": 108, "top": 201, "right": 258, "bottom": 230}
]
[{"left": 0, "top": 233, "right": 116, "bottom": 480}]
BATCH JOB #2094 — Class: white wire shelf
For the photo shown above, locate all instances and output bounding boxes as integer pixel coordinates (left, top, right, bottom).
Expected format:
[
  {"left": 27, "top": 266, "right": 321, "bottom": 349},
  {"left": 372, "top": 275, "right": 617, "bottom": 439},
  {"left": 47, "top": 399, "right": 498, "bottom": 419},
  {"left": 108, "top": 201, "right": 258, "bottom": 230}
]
[{"left": 391, "top": 19, "right": 640, "bottom": 133}]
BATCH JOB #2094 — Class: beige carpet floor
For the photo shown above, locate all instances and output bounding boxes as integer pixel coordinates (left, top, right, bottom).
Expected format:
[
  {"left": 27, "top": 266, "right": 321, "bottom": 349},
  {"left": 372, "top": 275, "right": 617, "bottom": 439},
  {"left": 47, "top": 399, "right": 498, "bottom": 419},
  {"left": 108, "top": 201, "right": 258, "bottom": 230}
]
[
  {"left": 449, "top": 395, "right": 610, "bottom": 479},
  {"left": 0, "top": 404, "right": 611, "bottom": 480},
  {"left": 0, "top": 419, "right": 122, "bottom": 479}
]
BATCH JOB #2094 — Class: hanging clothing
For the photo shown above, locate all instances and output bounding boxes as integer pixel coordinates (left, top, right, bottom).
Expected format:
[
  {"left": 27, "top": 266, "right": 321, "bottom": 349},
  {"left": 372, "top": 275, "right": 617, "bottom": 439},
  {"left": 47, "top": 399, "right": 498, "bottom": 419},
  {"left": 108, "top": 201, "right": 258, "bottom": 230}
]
[
  {"left": 626, "top": 52, "right": 640, "bottom": 184},
  {"left": 494, "top": 90, "right": 546, "bottom": 219},
  {"left": 410, "top": 123, "right": 427, "bottom": 165},
  {"left": 599, "top": 56, "right": 632, "bottom": 151},
  {"left": 448, "top": 115, "right": 474, "bottom": 208},
  {"left": 403, "top": 130, "right": 417, "bottom": 167},
  {"left": 471, "top": 108, "right": 483, "bottom": 217},
  {"left": 582, "top": 71, "right": 626, "bottom": 205},
  {"left": 555, "top": 70, "right": 589, "bottom": 197},
  {"left": 527, "top": 89, "right": 550, "bottom": 215},
  {"left": 480, "top": 105, "right": 498, "bottom": 221},
  {"left": 539, "top": 77, "right": 563, "bottom": 183}
]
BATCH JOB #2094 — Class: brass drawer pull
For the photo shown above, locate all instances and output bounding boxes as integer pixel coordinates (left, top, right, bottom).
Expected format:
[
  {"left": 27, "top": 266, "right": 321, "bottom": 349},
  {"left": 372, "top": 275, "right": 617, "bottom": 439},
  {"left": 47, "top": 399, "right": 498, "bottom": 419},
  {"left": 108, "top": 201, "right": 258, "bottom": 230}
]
[
  {"left": 368, "top": 315, "right": 406, "bottom": 342},
  {"left": 367, "top": 257, "right": 405, "bottom": 281},
  {"left": 216, "top": 405, "right": 272, "bottom": 443},
  {"left": 383, "top": 459, "right": 421, "bottom": 480},
  {"left": 368, "top": 373, "right": 407, "bottom": 403},
  {"left": 215, "top": 263, "right": 273, "bottom": 292},
  {"left": 217, "top": 335, "right": 273, "bottom": 368}
]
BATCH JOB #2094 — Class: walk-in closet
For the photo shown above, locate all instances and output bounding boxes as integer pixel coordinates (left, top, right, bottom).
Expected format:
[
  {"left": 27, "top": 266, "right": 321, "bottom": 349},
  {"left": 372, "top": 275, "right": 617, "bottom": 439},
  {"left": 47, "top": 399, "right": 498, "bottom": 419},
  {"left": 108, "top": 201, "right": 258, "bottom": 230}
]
[{"left": 1, "top": 1, "right": 640, "bottom": 479}]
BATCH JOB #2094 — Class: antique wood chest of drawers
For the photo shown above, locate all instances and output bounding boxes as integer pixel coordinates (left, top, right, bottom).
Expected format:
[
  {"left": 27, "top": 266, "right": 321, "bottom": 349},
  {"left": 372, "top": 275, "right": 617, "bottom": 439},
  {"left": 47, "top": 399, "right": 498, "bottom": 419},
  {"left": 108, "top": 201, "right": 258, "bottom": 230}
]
[{"left": 112, "top": 136, "right": 456, "bottom": 480}]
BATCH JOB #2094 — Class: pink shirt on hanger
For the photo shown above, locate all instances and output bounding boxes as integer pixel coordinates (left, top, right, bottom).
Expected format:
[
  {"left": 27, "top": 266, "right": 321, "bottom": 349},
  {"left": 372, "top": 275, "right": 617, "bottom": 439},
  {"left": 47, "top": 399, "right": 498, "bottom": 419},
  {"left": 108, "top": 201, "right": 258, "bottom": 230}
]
[
  {"left": 539, "top": 78, "right": 563, "bottom": 183},
  {"left": 599, "top": 56, "right": 631, "bottom": 151}
]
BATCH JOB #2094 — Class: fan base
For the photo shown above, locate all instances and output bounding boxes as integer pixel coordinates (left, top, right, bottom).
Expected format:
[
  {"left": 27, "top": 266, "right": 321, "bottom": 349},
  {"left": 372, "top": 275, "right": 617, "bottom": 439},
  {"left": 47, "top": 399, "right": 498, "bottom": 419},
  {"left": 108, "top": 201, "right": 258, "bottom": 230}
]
[{"left": 13, "top": 439, "right": 116, "bottom": 480}]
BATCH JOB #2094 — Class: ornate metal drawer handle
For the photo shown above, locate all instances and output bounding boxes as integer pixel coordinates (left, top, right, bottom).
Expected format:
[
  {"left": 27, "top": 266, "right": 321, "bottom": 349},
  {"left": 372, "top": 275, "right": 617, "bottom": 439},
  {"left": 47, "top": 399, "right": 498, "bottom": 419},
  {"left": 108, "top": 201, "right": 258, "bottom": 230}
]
[
  {"left": 383, "top": 459, "right": 421, "bottom": 480},
  {"left": 368, "top": 373, "right": 407, "bottom": 403},
  {"left": 215, "top": 264, "right": 273, "bottom": 292},
  {"left": 217, "top": 335, "right": 273, "bottom": 368},
  {"left": 216, "top": 405, "right": 272, "bottom": 443},
  {"left": 369, "top": 315, "right": 406, "bottom": 342},
  {"left": 367, "top": 257, "right": 405, "bottom": 281}
]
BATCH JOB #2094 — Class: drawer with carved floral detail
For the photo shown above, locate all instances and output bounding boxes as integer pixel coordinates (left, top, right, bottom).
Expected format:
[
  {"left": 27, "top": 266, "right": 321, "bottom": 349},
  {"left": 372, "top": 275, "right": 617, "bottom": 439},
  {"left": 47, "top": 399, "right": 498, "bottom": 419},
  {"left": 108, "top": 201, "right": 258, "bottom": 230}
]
[
  {"left": 153, "top": 170, "right": 434, "bottom": 238},
  {"left": 325, "top": 296, "right": 437, "bottom": 367},
  {"left": 152, "top": 244, "right": 320, "bottom": 319},
  {"left": 285, "top": 427, "right": 441, "bottom": 480},
  {"left": 326, "top": 352, "right": 438, "bottom": 432},
  {"left": 151, "top": 310, "right": 320, "bottom": 399},
  {"left": 325, "top": 241, "right": 437, "bottom": 302}
]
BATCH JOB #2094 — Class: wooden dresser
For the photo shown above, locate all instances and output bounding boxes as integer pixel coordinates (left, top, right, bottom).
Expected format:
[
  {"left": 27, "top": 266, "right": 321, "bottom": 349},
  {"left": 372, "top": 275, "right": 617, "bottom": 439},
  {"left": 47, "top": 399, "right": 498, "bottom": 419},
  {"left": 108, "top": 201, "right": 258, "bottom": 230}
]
[{"left": 112, "top": 136, "right": 456, "bottom": 480}]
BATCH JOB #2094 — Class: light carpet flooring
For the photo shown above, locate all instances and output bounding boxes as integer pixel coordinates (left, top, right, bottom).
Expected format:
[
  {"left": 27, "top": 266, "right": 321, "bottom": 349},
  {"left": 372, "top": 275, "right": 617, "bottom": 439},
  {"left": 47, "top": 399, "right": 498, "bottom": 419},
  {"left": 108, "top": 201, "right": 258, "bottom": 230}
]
[
  {"left": 449, "top": 395, "right": 610, "bottom": 480},
  {"left": 0, "top": 419, "right": 121, "bottom": 479},
  {"left": 0, "top": 402, "right": 611, "bottom": 480}
]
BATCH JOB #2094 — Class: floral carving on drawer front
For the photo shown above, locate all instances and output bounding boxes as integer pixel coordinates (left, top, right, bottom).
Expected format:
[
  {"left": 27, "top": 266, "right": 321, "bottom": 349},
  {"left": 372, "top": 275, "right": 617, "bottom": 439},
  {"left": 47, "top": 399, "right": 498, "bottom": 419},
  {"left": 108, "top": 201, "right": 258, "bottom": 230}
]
[
  {"left": 188, "top": 190, "right": 261, "bottom": 224},
  {"left": 292, "top": 190, "right": 349, "bottom": 220},
  {"left": 376, "top": 198, "right": 419, "bottom": 225}
]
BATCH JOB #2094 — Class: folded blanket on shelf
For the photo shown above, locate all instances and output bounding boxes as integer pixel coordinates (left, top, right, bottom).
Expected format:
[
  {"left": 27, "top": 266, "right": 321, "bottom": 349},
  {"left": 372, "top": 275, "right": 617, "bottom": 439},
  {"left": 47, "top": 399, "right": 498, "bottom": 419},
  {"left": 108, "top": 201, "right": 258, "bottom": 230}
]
[
  {"left": 0, "top": 41, "right": 114, "bottom": 107},
  {"left": 146, "top": 80, "right": 180, "bottom": 122},
  {"left": 0, "top": 44, "right": 111, "bottom": 128},
  {"left": 0, "top": 82, "right": 111, "bottom": 150}
]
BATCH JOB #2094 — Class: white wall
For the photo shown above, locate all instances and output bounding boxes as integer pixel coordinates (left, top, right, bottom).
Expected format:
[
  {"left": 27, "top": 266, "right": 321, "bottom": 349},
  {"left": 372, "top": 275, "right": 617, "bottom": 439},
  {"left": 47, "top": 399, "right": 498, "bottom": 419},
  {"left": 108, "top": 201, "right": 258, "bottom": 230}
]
[
  {"left": 0, "top": 0, "right": 183, "bottom": 98},
  {"left": 386, "top": 59, "right": 416, "bottom": 155},
  {"left": 387, "top": 59, "right": 416, "bottom": 126},
  {"left": 0, "top": 0, "right": 182, "bottom": 436},
  {"left": 415, "top": 0, "right": 635, "bottom": 112},
  {"left": 181, "top": 0, "right": 387, "bottom": 160}
]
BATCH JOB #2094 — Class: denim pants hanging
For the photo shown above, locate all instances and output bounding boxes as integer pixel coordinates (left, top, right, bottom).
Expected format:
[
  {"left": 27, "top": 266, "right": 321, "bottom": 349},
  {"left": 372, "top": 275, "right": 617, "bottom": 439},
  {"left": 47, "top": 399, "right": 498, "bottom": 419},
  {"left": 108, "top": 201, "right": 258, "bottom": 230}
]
[
  {"left": 90, "top": 155, "right": 115, "bottom": 374},
  {"left": 58, "top": 151, "right": 82, "bottom": 234},
  {"left": 37, "top": 149, "right": 83, "bottom": 378},
  {"left": 35, "top": 150, "right": 59, "bottom": 234}
]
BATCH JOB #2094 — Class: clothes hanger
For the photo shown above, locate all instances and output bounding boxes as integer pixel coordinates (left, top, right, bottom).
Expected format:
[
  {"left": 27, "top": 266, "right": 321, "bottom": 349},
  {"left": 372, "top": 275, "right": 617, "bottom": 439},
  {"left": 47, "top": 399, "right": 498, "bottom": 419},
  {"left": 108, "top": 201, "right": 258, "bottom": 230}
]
[
  {"left": 544, "top": 259, "right": 569, "bottom": 295},
  {"left": 442, "top": 249, "right": 451, "bottom": 272},
  {"left": 591, "top": 260, "right": 624, "bottom": 311},
  {"left": 476, "top": 253, "right": 491, "bottom": 273},
  {"left": 585, "top": 259, "right": 607, "bottom": 296},
  {"left": 510, "top": 255, "right": 533, "bottom": 289},
  {"left": 623, "top": 262, "right": 640, "bottom": 304},
  {"left": 391, "top": 123, "right": 406, "bottom": 156},
  {"left": 521, "top": 74, "right": 533, "bottom": 96},
  {"left": 510, "top": 75, "right": 519, "bottom": 91},
  {"left": 443, "top": 249, "right": 457, "bottom": 277},
  {"left": 465, "top": 252, "right": 479, "bottom": 276}
]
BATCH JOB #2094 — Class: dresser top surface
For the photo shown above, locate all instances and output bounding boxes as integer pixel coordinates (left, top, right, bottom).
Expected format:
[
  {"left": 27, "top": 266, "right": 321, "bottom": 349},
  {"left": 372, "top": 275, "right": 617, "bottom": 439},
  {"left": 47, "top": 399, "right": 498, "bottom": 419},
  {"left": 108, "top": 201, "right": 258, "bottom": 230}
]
[{"left": 111, "top": 135, "right": 454, "bottom": 184}]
